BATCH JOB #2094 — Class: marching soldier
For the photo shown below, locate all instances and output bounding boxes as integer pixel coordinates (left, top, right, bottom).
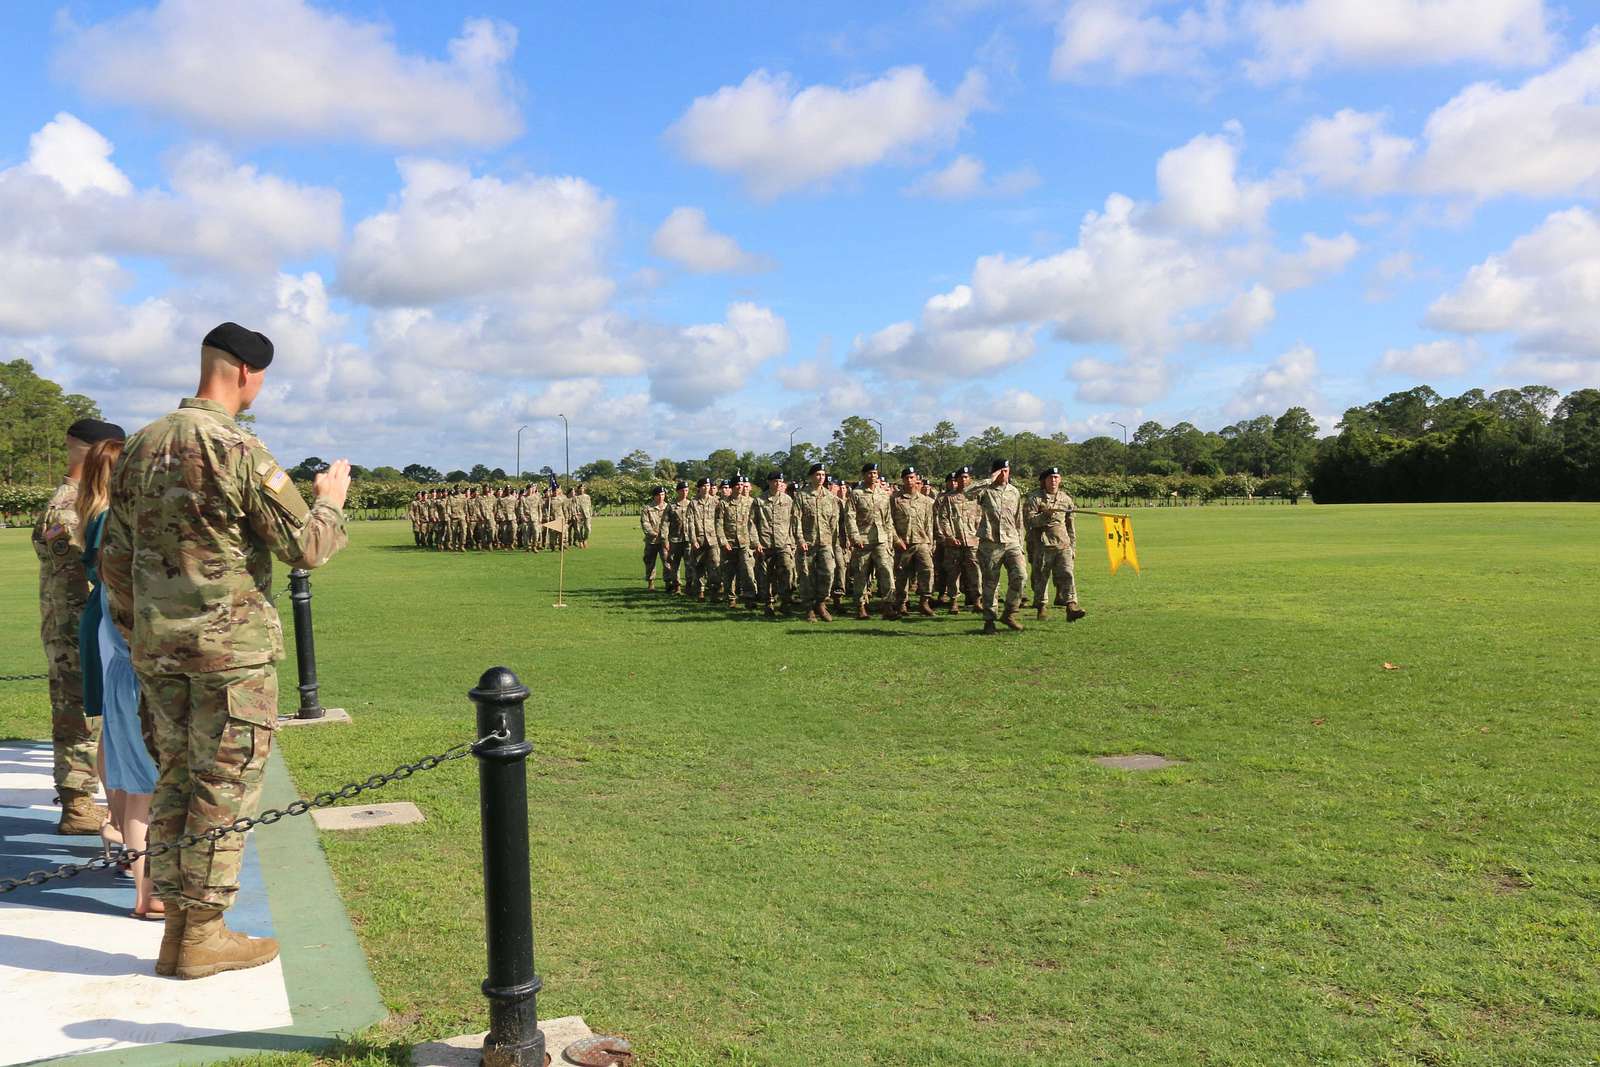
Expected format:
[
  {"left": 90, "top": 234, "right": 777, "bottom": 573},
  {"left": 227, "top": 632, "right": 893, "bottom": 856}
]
[
  {"left": 794, "top": 463, "right": 842, "bottom": 622},
  {"left": 891, "top": 467, "right": 936, "bottom": 618},
  {"left": 517, "top": 487, "right": 536, "bottom": 550},
  {"left": 446, "top": 488, "right": 467, "bottom": 551},
  {"left": 640, "top": 485, "right": 668, "bottom": 589},
  {"left": 34, "top": 418, "right": 119, "bottom": 833},
  {"left": 573, "top": 484, "right": 593, "bottom": 548},
  {"left": 686, "top": 477, "right": 721, "bottom": 600},
  {"left": 753, "top": 471, "right": 796, "bottom": 616},
  {"left": 495, "top": 487, "right": 516, "bottom": 550},
  {"left": 964, "top": 458, "right": 1027, "bottom": 633},
  {"left": 718, "top": 474, "right": 758, "bottom": 608},
  {"left": 845, "top": 463, "right": 895, "bottom": 619},
  {"left": 1025, "top": 467, "right": 1087, "bottom": 621},
  {"left": 662, "top": 480, "right": 692, "bottom": 592},
  {"left": 102, "top": 322, "right": 349, "bottom": 979},
  {"left": 935, "top": 466, "right": 983, "bottom": 614}
]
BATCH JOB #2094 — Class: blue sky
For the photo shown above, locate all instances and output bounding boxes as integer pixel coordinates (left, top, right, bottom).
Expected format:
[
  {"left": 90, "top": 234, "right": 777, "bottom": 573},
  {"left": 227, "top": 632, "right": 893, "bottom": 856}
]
[{"left": 2, "top": 0, "right": 1597, "bottom": 471}]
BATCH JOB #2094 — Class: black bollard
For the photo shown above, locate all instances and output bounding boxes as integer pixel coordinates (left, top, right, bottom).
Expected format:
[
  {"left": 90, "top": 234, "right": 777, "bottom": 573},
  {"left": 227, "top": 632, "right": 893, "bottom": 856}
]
[
  {"left": 287, "top": 568, "right": 325, "bottom": 719},
  {"left": 471, "top": 667, "right": 543, "bottom": 1067}
]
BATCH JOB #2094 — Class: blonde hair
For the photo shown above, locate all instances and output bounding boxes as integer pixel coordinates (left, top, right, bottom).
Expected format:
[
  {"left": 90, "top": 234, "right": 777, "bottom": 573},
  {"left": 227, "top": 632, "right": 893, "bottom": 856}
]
[{"left": 74, "top": 438, "right": 124, "bottom": 536}]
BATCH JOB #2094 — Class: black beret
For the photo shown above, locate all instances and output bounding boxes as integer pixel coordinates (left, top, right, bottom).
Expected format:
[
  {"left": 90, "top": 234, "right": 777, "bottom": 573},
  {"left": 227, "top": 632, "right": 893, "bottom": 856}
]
[
  {"left": 956, "top": 465, "right": 972, "bottom": 476},
  {"left": 808, "top": 462, "right": 827, "bottom": 475},
  {"left": 66, "top": 418, "right": 125, "bottom": 444},
  {"left": 1041, "top": 466, "right": 1060, "bottom": 476},
  {"left": 900, "top": 466, "right": 917, "bottom": 477},
  {"left": 736, "top": 473, "right": 750, "bottom": 484},
  {"left": 766, "top": 470, "right": 783, "bottom": 481},
  {"left": 202, "top": 321, "right": 274, "bottom": 370},
  {"left": 651, "top": 485, "right": 665, "bottom": 495},
  {"left": 861, "top": 462, "right": 878, "bottom": 473},
  {"left": 675, "top": 480, "right": 688, "bottom": 489},
  {"left": 945, "top": 471, "right": 958, "bottom": 481},
  {"left": 697, "top": 477, "right": 712, "bottom": 487},
  {"left": 990, "top": 458, "right": 1010, "bottom": 473}
]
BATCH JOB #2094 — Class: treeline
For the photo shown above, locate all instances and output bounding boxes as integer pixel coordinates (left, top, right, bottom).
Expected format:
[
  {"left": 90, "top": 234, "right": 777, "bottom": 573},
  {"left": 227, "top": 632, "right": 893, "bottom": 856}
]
[{"left": 1310, "top": 386, "right": 1599, "bottom": 502}]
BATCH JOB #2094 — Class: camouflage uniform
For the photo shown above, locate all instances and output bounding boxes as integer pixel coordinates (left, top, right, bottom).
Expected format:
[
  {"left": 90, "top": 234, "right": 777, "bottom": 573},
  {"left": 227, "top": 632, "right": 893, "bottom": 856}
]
[
  {"left": 964, "top": 473, "right": 1027, "bottom": 624},
  {"left": 495, "top": 491, "right": 516, "bottom": 549},
  {"left": 891, "top": 489, "right": 936, "bottom": 613},
  {"left": 845, "top": 482, "right": 895, "bottom": 611},
  {"left": 934, "top": 487, "right": 983, "bottom": 610},
  {"left": 718, "top": 493, "right": 758, "bottom": 605},
  {"left": 1025, "top": 488, "right": 1078, "bottom": 607},
  {"left": 686, "top": 491, "right": 722, "bottom": 599},
  {"left": 517, "top": 491, "right": 536, "bottom": 550},
  {"left": 794, "top": 484, "right": 843, "bottom": 609},
  {"left": 101, "top": 397, "right": 347, "bottom": 911},
  {"left": 640, "top": 497, "right": 668, "bottom": 584},
  {"left": 446, "top": 492, "right": 468, "bottom": 551},
  {"left": 753, "top": 487, "right": 796, "bottom": 610},
  {"left": 32, "top": 479, "right": 101, "bottom": 798},
  {"left": 662, "top": 492, "right": 692, "bottom": 592},
  {"left": 573, "top": 490, "right": 593, "bottom": 547}
]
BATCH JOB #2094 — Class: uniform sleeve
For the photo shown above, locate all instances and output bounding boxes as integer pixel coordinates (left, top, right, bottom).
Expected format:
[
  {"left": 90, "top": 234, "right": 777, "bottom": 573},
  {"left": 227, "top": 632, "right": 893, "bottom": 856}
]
[
  {"left": 640, "top": 508, "right": 650, "bottom": 536},
  {"left": 843, "top": 494, "right": 861, "bottom": 543},
  {"left": 1024, "top": 494, "right": 1048, "bottom": 531},
  {"left": 962, "top": 474, "right": 995, "bottom": 499},
  {"left": 240, "top": 445, "right": 348, "bottom": 569}
]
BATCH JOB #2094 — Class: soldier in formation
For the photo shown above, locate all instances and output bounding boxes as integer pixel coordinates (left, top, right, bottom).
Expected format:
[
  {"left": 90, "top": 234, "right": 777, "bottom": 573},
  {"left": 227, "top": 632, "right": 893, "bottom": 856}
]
[
  {"left": 636, "top": 460, "right": 1086, "bottom": 631},
  {"left": 408, "top": 481, "right": 588, "bottom": 553}
]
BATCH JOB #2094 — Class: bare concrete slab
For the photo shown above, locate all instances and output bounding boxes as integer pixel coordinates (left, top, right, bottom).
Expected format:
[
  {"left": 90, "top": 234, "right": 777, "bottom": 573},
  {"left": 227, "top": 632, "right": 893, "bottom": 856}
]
[
  {"left": 413, "top": 1015, "right": 594, "bottom": 1066},
  {"left": 311, "top": 802, "right": 425, "bottom": 831},
  {"left": 277, "top": 707, "right": 351, "bottom": 727},
  {"left": 1094, "top": 753, "right": 1181, "bottom": 770}
]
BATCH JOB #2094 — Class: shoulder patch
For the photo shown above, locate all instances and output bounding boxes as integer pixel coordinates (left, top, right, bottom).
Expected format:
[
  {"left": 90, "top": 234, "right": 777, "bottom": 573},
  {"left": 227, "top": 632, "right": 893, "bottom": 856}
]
[
  {"left": 43, "top": 523, "right": 65, "bottom": 541},
  {"left": 266, "top": 468, "right": 290, "bottom": 492}
]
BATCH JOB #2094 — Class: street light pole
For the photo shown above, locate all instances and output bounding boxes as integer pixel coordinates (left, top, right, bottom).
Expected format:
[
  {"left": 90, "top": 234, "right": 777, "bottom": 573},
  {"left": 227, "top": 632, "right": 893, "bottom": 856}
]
[
  {"left": 788, "top": 426, "right": 801, "bottom": 476},
  {"left": 555, "top": 414, "right": 569, "bottom": 485},
  {"left": 515, "top": 424, "right": 528, "bottom": 480},
  {"left": 1110, "top": 421, "right": 1128, "bottom": 445},
  {"left": 866, "top": 418, "right": 884, "bottom": 473}
]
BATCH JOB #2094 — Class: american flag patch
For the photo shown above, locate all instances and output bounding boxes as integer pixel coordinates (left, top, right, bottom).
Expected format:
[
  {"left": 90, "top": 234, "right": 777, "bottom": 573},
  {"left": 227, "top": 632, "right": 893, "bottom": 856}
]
[
  {"left": 265, "top": 469, "right": 290, "bottom": 492},
  {"left": 44, "top": 523, "right": 65, "bottom": 540}
]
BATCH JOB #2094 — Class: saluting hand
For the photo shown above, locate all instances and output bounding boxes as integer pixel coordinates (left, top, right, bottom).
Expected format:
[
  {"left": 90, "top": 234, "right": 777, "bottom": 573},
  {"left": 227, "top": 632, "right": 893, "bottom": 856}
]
[{"left": 315, "top": 459, "right": 352, "bottom": 509}]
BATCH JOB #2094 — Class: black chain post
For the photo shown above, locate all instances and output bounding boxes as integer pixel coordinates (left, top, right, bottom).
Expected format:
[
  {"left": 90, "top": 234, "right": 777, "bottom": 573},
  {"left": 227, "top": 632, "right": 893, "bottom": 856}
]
[
  {"left": 471, "top": 667, "right": 543, "bottom": 1067},
  {"left": 288, "top": 568, "right": 324, "bottom": 719}
]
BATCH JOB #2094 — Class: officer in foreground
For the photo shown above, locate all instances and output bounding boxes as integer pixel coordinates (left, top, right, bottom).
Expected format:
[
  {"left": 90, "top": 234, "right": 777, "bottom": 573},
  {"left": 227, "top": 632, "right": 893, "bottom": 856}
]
[
  {"left": 102, "top": 322, "right": 351, "bottom": 980},
  {"left": 34, "top": 418, "right": 125, "bottom": 833}
]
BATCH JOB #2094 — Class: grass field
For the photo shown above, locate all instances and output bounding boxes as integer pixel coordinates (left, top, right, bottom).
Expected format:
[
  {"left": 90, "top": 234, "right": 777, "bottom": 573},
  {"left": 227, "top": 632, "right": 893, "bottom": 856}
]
[{"left": 3, "top": 504, "right": 1598, "bottom": 1066}]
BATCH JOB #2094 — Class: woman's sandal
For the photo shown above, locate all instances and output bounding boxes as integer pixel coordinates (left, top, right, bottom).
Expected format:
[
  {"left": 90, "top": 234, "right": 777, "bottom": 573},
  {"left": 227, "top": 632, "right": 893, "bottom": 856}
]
[{"left": 130, "top": 903, "right": 166, "bottom": 921}]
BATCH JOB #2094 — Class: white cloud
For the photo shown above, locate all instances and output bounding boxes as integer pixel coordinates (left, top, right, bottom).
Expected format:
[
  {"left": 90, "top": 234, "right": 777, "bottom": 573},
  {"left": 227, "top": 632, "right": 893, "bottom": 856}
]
[
  {"left": 59, "top": 0, "right": 522, "bottom": 148},
  {"left": 1427, "top": 207, "right": 1600, "bottom": 363},
  {"left": 1294, "top": 41, "right": 1600, "bottom": 202},
  {"left": 1267, "top": 231, "right": 1361, "bottom": 290},
  {"left": 339, "top": 159, "right": 614, "bottom": 308},
  {"left": 848, "top": 313, "right": 1037, "bottom": 381},
  {"left": 1225, "top": 343, "right": 1320, "bottom": 416},
  {"left": 776, "top": 358, "right": 831, "bottom": 391},
  {"left": 24, "top": 113, "right": 131, "bottom": 196},
  {"left": 1150, "top": 127, "right": 1290, "bottom": 234},
  {"left": 1051, "top": 0, "right": 1229, "bottom": 81},
  {"left": 905, "top": 154, "right": 1041, "bottom": 199},
  {"left": 650, "top": 207, "right": 772, "bottom": 273},
  {"left": 1244, "top": 0, "right": 1555, "bottom": 82},
  {"left": 646, "top": 303, "right": 790, "bottom": 409},
  {"left": 666, "top": 66, "right": 988, "bottom": 197},
  {"left": 1067, "top": 357, "right": 1171, "bottom": 405},
  {"left": 1377, "top": 339, "right": 1477, "bottom": 377},
  {"left": 1190, "top": 283, "right": 1276, "bottom": 345}
]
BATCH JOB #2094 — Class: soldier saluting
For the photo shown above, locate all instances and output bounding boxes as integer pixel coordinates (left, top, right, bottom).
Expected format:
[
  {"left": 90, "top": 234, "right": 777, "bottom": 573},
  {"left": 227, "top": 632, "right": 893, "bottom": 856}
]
[{"left": 101, "top": 322, "right": 351, "bottom": 980}]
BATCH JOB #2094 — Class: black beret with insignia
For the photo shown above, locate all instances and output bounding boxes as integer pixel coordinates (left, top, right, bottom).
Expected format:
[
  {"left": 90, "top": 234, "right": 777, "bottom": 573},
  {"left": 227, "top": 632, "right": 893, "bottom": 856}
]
[
  {"left": 1041, "top": 466, "right": 1060, "bottom": 477},
  {"left": 66, "top": 418, "right": 125, "bottom": 444},
  {"left": 697, "top": 477, "right": 712, "bottom": 487},
  {"left": 990, "top": 458, "right": 1010, "bottom": 473},
  {"left": 675, "top": 480, "right": 688, "bottom": 489},
  {"left": 900, "top": 466, "right": 917, "bottom": 478},
  {"left": 956, "top": 465, "right": 972, "bottom": 476},
  {"left": 766, "top": 470, "right": 783, "bottom": 481},
  {"left": 861, "top": 462, "right": 878, "bottom": 473},
  {"left": 651, "top": 485, "right": 665, "bottom": 495},
  {"left": 202, "top": 321, "right": 274, "bottom": 370},
  {"left": 809, "top": 462, "right": 827, "bottom": 475}
]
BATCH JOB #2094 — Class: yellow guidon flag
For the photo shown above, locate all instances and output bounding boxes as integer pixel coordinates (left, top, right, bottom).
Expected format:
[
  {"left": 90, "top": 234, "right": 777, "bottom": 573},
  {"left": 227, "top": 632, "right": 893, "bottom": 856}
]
[{"left": 1101, "top": 514, "right": 1140, "bottom": 575}]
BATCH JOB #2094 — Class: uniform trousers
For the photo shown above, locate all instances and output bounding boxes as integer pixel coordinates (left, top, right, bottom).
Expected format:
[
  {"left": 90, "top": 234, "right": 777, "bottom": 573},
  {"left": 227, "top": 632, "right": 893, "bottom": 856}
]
[
  {"left": 46, "top": 637, "right": 100, "bottom": 794},
  {"left": 721, "top": 545, "right": 758, "bottom": 602},
  {"left": 762, "top": 546, "right": 796, "bottom": 605},
  {"left": 942, "top": 543, "right": 982, "bottom": 605},
  {"left": 689, "top": 543, "right": 721, "bottom": 597},
  {"left": 1033, "top": 542, "right": 1077, "bottom": 605},
  {"left": 803, "top": 544, "right": 837, "bottom": 604},
  {"left": 895, "top": 543, "right": 935, "bottom": 606},
  {"left": 141, "top": 663, "right": 277, "bottom": 911},
  {"left": 853, "top": 542, "right": 895, "bottom": 605},
  {"left": 979, "top": 542, "right": 1028, "bottom": 619},
  {"left": 643, "top": 538, "right": 666, "bottom": 582},
  {"left": 664, "top": 541, "right": 686, "bottom": 590}
]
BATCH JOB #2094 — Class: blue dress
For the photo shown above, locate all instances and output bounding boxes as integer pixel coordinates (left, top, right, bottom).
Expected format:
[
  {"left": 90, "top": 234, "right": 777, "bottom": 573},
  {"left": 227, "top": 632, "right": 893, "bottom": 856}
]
[{"left": 80, "top": 512, "right": 158, "bottom": 795}]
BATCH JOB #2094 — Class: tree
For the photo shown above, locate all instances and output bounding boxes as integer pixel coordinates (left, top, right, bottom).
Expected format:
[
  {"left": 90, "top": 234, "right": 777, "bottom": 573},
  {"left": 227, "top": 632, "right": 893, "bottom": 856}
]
[
  {"left": 0, "top": 358, "right": 102, "bottom": 483},
  {"left": 369, "top": 466, "right": 405, "bottom": 481},
  {"left": 468, "top": 464, "right": 494, "bottom": 482},
  {"left": 402, "top": 464, "right": 442, "bottom": 483},
  {"left": 289, "top": 457, "right": 329, "bottom": 480},
  {"left": 824, "top": 416, "right": 881, "bottom": 477},
  {"left": 1272, "top": 407, "right": 1318, "bottom": 480},
  {"left": 704, "top": 449, "right": 740, "bottom": 481},
  {"left": 1073, "top": 436, "right": 1128, "bottom": 475},
  {"left": 617, "top": 449, "right": 652, "bottom": 477},
  {"left": 652, "top": 458, "right": 678, "bottom": 482},
  {"left": 905, "top": 420, "right": 962, "bottom": 478},
  {"left": 446, "top": 470, "right": 469, "bottom": 483},
  {"left": 1553, "top": 388, "right": 1600, "bottom": 498},
  {"left": 576, "top": 459, "right": 616, "bottom": 480}
]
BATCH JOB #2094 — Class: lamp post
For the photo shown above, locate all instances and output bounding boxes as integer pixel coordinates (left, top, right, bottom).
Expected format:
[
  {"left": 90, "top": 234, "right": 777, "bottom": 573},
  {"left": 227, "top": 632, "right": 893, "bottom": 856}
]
[
  {"left": 515, "top": 424, "right": 528, "bottom": 480},
  {"left": 555, "top": 414, "right": 569, "bottom": 485},
  {"left": 1110, "top": 421, "right": 1128, "bottom": 445},
  {"left": 787, "top": 426, "right": 801, "bottom": 476},
  {"left": 866, "top": 418, "right": 884, "bottom": 473}
]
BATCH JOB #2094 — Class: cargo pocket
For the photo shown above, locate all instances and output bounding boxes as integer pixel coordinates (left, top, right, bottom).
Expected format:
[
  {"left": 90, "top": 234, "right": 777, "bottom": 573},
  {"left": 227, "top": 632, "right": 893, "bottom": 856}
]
[{"left": 214, "top": 672, "right": 277, "bottom": 784}]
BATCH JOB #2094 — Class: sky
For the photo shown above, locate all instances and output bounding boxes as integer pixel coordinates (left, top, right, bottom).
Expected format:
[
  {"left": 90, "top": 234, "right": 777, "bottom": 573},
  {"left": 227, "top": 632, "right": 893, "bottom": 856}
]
[{"left": 3, "top": 0, "right": 1598, "bottom": 473}]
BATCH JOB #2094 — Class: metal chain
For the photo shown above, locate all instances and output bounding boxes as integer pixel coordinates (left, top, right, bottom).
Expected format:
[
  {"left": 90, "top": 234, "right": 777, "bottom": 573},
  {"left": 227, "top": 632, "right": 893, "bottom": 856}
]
[
  {"left": 0, "top": 673, "right": 49, "bottom": 682},
  {"left": 0, "top": 727, "right": 509, "bottom": 894}
]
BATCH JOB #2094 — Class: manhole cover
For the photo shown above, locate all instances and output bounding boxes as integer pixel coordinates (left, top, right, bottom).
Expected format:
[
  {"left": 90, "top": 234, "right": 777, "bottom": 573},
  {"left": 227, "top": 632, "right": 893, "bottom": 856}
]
[
  {"left": 1093, "top": 754, "right": 1180, "bottom": 770},
  {"left": 565, "top": 1036, "right": 632, "bottom": 1066}
]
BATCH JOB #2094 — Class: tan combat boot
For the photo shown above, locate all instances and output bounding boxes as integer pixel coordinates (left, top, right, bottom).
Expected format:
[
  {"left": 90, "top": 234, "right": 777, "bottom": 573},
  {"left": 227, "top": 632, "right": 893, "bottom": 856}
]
[
  {"left": 855, "top": 602, "right": 869, "bottom": 620},
  {"left": 155, "top": 905, "right": 189, "bottom": 977},
  {"left": 805, "top": 608, "right": 818, "bottom": 622},
  {"left": 1036, "top": 604, "right": 1048, "bottom": 621},
  {"left": 1066, "top": 601, "right": 1087, "bottom": 622},
  {"left": 57, "top": 789, "right": 107, "bottom": 835},
  {"left": 982, "top": 616, "right": 998, "bottom": 635},
  {"left": 816, "top": 601, "right": 833, "bottom": 622},
  {"left": 919, "top": 596, "right": 935, "bottom": 617},
  {"left": 1001, "top": 611, "right": 1024, "bottom": 632},
  {"left": 175, "top": 907, "right": 279, "bottom": 980},
  {"left": 949, "top": 601, "right": 962, "bottom": 615}
]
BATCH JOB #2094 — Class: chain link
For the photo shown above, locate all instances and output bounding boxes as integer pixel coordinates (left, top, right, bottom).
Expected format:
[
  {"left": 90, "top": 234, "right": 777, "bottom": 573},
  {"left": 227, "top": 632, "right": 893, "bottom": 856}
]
[
  {"left": 0, "top": 728, "right": 509, "bottom": 894},
  {"left": 0, "top": 674, "right": 49, "bottom": 682}
]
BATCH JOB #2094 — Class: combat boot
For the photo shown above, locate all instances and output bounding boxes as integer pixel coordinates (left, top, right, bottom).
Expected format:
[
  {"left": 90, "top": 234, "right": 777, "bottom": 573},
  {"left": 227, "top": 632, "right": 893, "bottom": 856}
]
[
  {"left": 1036, "top": 604, "right": 1048, "bottom": 621},
  {"left": 155, "top": 905, "right": 189, "bottom": 977},
  {"left": 646, "top": 579, "right": 655, "bottom": 591},
  {"left": 57, "top": 789, "right": 106, "bottom": 835},
  {"left": 855, "top": 602, "right": 869, "bottom": 620},
  {"left": 1066, "top": 601, "right": 1087, "bottom": 622},
  {"left": 764, "top": 604, "right": 775, "bottom": 617},
  {"left": 1001, "top": 611, "right": 1024, "bottom": 632},
  {"left": 175, "top": 907, "right": 279, "bottom": 980},
  {"left": 949, "top": 601, "right": 962, "bottom": 615},
  {"left": 982, "top": 616, "right": 998, "bottom": 635},
  {"left": 805, "top": 608, "right": 818, "bottom": 622},
  {"left": 919, "top": 596, "right": 935, "bottom": 617},
  {"left": 816, "top": 601, "right": 833, "bottom": 622}
]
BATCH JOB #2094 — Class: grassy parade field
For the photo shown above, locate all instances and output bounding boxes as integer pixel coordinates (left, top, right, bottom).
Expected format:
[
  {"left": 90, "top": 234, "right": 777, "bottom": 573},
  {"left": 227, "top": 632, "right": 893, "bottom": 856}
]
[{"left": 2, "top": 503, "right": 1597, "bottom": 1066}]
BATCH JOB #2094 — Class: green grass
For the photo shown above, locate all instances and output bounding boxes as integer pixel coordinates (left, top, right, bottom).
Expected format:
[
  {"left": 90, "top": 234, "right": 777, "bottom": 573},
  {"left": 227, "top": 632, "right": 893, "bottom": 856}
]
[{"left": 3, "top": 504, "right": 1598, "bottom": 1066}]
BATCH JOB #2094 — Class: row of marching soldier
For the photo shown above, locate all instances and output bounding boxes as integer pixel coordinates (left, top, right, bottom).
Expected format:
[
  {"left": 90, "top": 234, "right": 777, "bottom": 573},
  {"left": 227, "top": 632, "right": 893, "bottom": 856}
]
[
  {"left": 405, "top": 482, "right": 593, "bottom": 551},
  {"left": 638, "top": 459, "right": 1086, "bottom": 633},
  {"left": 32, "top": 321, "right": 351, "bottom": 980}
]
